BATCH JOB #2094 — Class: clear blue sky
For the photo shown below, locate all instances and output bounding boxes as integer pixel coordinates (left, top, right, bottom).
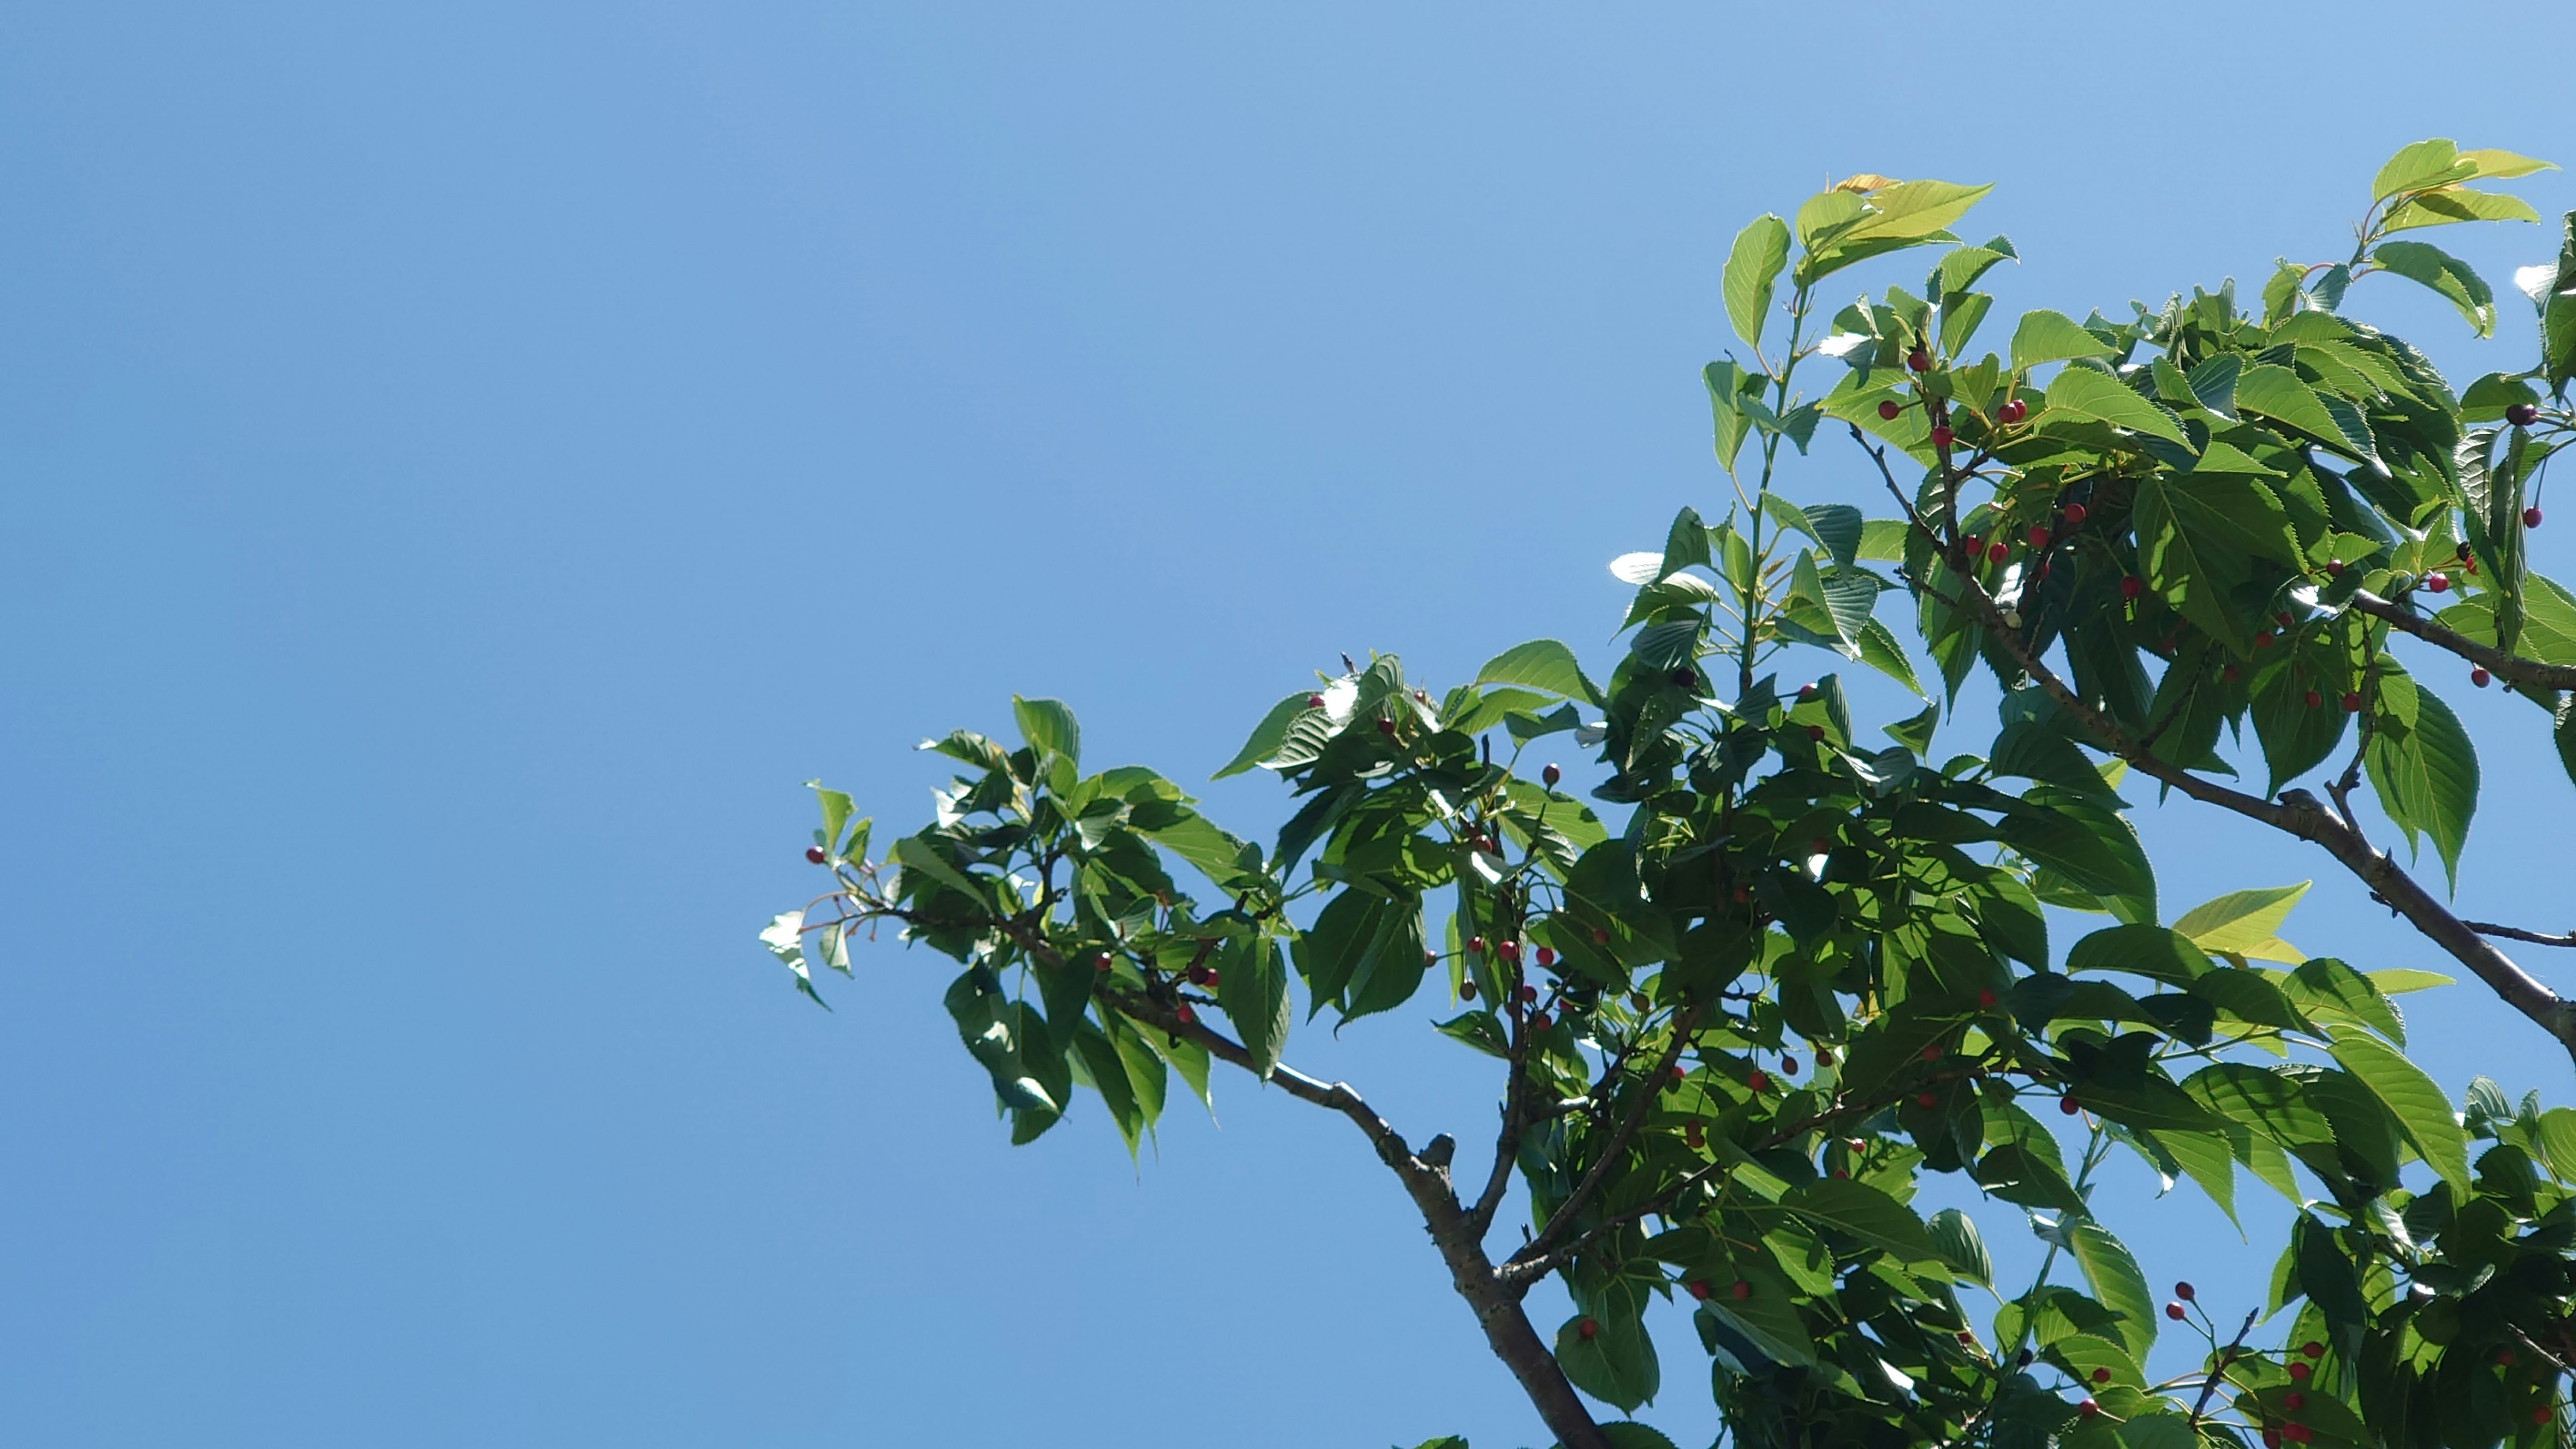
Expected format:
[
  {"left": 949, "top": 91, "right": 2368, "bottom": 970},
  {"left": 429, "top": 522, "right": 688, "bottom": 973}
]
[{"left": 4, "top": 5, "right": 2572, "bottom": 1446}]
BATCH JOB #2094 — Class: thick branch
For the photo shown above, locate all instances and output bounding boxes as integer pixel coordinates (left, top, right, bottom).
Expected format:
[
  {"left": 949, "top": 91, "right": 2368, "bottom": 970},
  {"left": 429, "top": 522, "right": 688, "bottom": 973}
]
[
  {"left": 1104, "top": 989, "right": 1613, "bottom": 1449},
  {"left": 1943, "top": 570, "right": 2576, "bottom": 1063},
  {"left": 2347, "top": 588, "right": 2576, "bottom": 692}
]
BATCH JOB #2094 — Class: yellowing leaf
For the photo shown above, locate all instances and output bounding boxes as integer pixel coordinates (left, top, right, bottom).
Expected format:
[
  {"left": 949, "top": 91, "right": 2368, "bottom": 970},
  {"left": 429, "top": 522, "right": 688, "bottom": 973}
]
[{"left": 2171, "top": 883, "right": 2309, "bottom": 963}]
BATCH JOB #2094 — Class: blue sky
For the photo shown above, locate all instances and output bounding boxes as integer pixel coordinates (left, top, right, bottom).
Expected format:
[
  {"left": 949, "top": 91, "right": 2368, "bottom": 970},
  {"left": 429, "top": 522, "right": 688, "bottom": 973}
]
[{"left": 4, "top": 4, "right": 2573, "bottom": 1446}]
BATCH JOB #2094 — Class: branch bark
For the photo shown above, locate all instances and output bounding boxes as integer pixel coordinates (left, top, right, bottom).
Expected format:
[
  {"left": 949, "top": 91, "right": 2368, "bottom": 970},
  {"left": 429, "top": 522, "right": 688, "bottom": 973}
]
[
  {"left": 1513, "top": 1003, "right": 1707, "bottom": 1269},
  {"left": 1106, "top": 989, "right": 1613, "bottom": 1449},
  {"left": 2346, "top": 588, "right": 2576, "bottom": 692},
  {"left": 1845, "top": 431, "right": 2576, "bottom": 1065}
]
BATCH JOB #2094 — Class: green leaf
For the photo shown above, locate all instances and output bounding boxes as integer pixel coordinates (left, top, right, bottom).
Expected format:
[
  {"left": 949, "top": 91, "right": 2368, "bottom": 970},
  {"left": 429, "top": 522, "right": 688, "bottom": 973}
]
[
  {"left": 1556, "top": 1311, "right": 1658, "bottom": 1413},
  {"left": 2236, "top": 364, "right": 2376, "bottom": 465},
  {"left": 1723, "top": 213, "right": 1791, "bottom": 352},
  {"left": 1926, "top": 1207, "right": 1992, "bottom": 1287},
  {"left": 2382, "top": 186, "right": 2542, "bottom": 233},
  {"left": 1011, "top": 695, "right": 1081, "bottom": 767},
  {"left": 2171, "top": 883, "right": 2308, "bottom": 963},
  {"left": 807, "top": 781, "right": 857, "bottom": 857},
  {"left": 1293, "top": 889, "right": 1428, "bottom": 1022},
  {"left": 2363, "top": 670, "right": 2479, "bottom": 890},
  {"left": 2371, "top": 240, "right": 2497, "bottom": 335},
  {"left": 2284, "top": 957, "right": 2406, "bottom": 1045},
  {"left": 892, "top": 835, "right": 987, "bottom": 902},
  {"left": 2131, "top": 471, "right": 2298, "bottom": 652},
  {"left": 2324, "top": 1024, "right": 2471, "bottom": 1187},
  {"left": 2372, "top": 138, "right": 2473, "bottom": 201},
  {"left": 1433, "top": 1009, "right": 1507, "bottom": 1059},
  {"left": 2052, "top": 1216, "right": 2157, "bottom": 1356},
  {"left": 1214, "top": 692, "right": 1322, "bottom": 779},
  {"left": 1705, "top": 359, "right": 1754, "bottom": 472},
  {"left": 2066, "top": 924, "right": 2213, "bottom": 985},
  {"left": 1783, "top": 1177, "right": 1943, "bottom": 1265},
  {"left": 1474, "top": 639, "right": 1603, "bottom": 706},
  {"left": 1856, "top": 619, "right": 1926, "bottom": 698},
  {"left": 2043, "top": 365, "right": 2188, "bottom": 445},
  {"left": 1599, "top": 1426, "right": 1680, "bottom": 1449},
  {"left": 2534, "top": 1107, "right": 2576, "bottom": 1182},
  {"left": 2459, "top": 147, "right": 2558, "bottom": 180},
  {"left": 2010, "top": 309, "right": 2115, "bottom": 372},
  {"left": 1216, "top": 936, "right": 1291, "bottom": 1078},
  {"left": 759, "top": 910, "right": 820, "bottom": 1002}
]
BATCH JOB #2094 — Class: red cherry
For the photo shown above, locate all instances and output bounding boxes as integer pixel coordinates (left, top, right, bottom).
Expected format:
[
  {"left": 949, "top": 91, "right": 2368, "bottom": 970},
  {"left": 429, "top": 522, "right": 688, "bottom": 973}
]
[
  {"left": 1797, "top": 682, "right": 1818, "bottom": 702},
  {"left": 1977, "top": 989, "right": 1998, "bottom": 1009},
  {"left": 1542, "top": 763, "right": 1561, "bottom": 787},
  {"left": 2527, "top": 506, "right": 2544, "bottom": 529},
  {"left": 2176, "top": 1281, "right": 2195, "bottom": 1301},
  {"left": 1536, "top": 946, "right": 1556, "bottom": 967},
  {"left": 1748, "top": 1070, "right": 1772, "bottom": 1092},
  {"left": 1988, "top": 541, "right": 2009, "bottom": 564},
  {"left": 1815, "top": 1048, "right": 1835, "bottom": 1067},
  {"left": 1830, "top": 1167, "right": 1849, "bottom": 1178},
  {"left": 804, "top": 845, "right": 828, "bottom": 864},
  {"left": 1592, "top": 927, "right": 1611, "bottom": 944},
  {"left": 2286, "top": 1391, "right": 2304, "bottom": 1409},
  {"left": 2302, "top": 1341, "right": 2323, "bottom": 1359},
  {"left": 2027, "top": 525, "right": 2051, "bottom": 549},
  {"left": 1730, "top": 884, "right": 1750, "bottom": 904},
  {"left": 2288, "top": 1362, "right": 2311, "bottom": 1381},
  {"left": 2059, "top": 1095, "right": 2080, "bottom": 1115},
  {"left": 1628, "top": 992, "right": 1648, "bottom": 1012},
  {"left": 2536, "top": 1407, "right": 2553, "bottom": 1426},
  {"left": 1186, "top": 964, "right": 1214, "bottom": 986},
  {"left": 2508, "top": 401, "right": 2540, "bottom": 427},
  {"left": 2304, "top": 690, "right": 2322, "bottom": 708},
  {"left": 1529, "top": 1012, "right": 1550, "bottom": 1030},
  {"left": 1878, "top": 399, "right": 1903, "bottom": 421},
  {"left": 2253, "top": 630, "right": 2273, "bottom": 648},
  {"left": 2263, "top": 1431, "right": 2282, "bottom": 1448},
  {"left": 1669, "top": 1065, "right": 1686, "bottom": 1083},
  {"left": 1907, "top": 349, "right": 1931, "bottom": 373},
  {"left": 1577, "top": 1317, "right": 1599, "bottom": 1340},
  {"left": 1686, "top": 1279, "right": 1711, "bottom": 1300},
  {"left": 1957, "top": 1330, "right": 1976, "bottom": 1345},
  {"left": 1780, "top": 1055, "right": 1799, "bottom": 1075},
  {"left": 2473, "top": 667, "right": 2492, "bottom": 688},
  {"left": 1671, "top": 667, "right": 1699, "bottom": 688},
  {"left": 2285, "top": 1426, "right": 2310, "bottom": 1444},
  {"left": 1921, "top": 1043, "right": 1943, "bottom": 1062},
  {"left": 1682, "top": 1122, "right": 1704, "bottom": 1148},
  {"left": 2166, "top": 1301, "right": 2187, "bottom": 1321},
  {"left": 2341, "top": 691, "right": 2362, "bottom": 711},
  {"left": 1931, "top": 424, "right": 1956, "bottom": 449},
  {"left": 2090, "top": 1368, "right": 2110, "bottom": 1385},
  {"left": 1731, "top": 1279, "right": 1752, "bottom": 1300},
  {"left": 1458, "top": 979, "right": 1477, "bottom": 1000},
  {"left": 1376, "top": 718, "right": 1397, "bottom": 736},
  {"left": 1915, "top": 1090, "right": 1938, "bottom": 1108},
  {"left": 2079, "top": 1398, "right": 2100, "bottom": 1418},
  {"left": 1999, "top": 398, "right": 2028, "bottom": 424},
  {"left": 1499, "top": 940, "right": 1521, "bottom": 962},
  {"left": 1094, "top": 953, "right": 1114, "bottom": 973},
  {"left": 1962, "top": 534, "right": 1982, "bottom": 555},
  {"left": 1175, "top": 1003, "right": 1196, "bottom": 1025},
  {"left": 1519, "top": 984, "right": 1538, "bottom": 1002},
  {"left": 1468, "top": 936, "right": 1485, "bottom": 954},
  {"left": 2222, "top": 665, "right": 2241, "bottom": 682},
  {"left": 1807, "top": 724, "right": 1826, "bottom": 742},
  {"left": 2459, "top": 541, "right": 2477, "bottom": 562},
  {"left": 2500, "top": 1348, "right": 2518, "bottom": 1366},
  {"left": 1307, "top": 693, "right": 1326, "bottom": 708},
  {"left": 2426, "top": 572, "right": 2451, "bottom": 593},
  {"left": 2120, "top": 576, "right": 2144, "bottom": 600},
  {"left": 2063, "top": 502, "right": 2088, "bottom": 525}
]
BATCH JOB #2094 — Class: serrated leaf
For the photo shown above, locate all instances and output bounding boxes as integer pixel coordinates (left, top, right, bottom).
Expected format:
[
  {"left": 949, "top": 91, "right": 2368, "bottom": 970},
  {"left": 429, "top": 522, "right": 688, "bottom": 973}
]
[
  {"left": 2372, "top": 138, "right": 2472, "bottom": 201},
  {"left": 2043, "top": 366, "right": 2189, "bottom": 445},
  {"left": 2171, "top": 883, "right": 2308, "bottom": 963},
  {"left": 1723, "top": 213, "right": 1792, "bottom": 352},
  {"left": 1473, "top": 639, "right": 1602, "bottom": 706},
  {"left": 1925, "top": 1207, "right": 1991, "bottom": 1287},
  {"left": 1214, "top": 692, "right": 1324, "bottom": 779},
  {"left": 2371, "top": 239, "right": 2497, "bottom": 335},
  {"left": 2010, "top": 309, "right": 2115, "bottom": 372},
  {"left": 1011, "top": 695, "right": 1081, "bottom": 767},
  {"left": 2324, "top": 1024, "right": 2471, "bottom": 1187},
  {"left": 1218, "top": 936, "right": 1292, "bottom": 1078}
]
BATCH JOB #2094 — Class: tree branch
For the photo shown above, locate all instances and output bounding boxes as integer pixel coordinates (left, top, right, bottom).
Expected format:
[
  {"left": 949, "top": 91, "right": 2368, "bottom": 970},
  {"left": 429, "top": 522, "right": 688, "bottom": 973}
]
[
  {"left": 2466, "top": 921, "right": 2576, "bottom": 949},
  {"left": 2346, "top": 588, "right": 2576, "bottom": 692},
  {"left": 1929, "top": 561, "right": 2576, "bottom": 1064},
  {"left": 1104, "top": 988, "right": 1611, "bottom": 1449},
  {"left": 1511, "top": 1002, "right": 1708, "bottom": 1269}
]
